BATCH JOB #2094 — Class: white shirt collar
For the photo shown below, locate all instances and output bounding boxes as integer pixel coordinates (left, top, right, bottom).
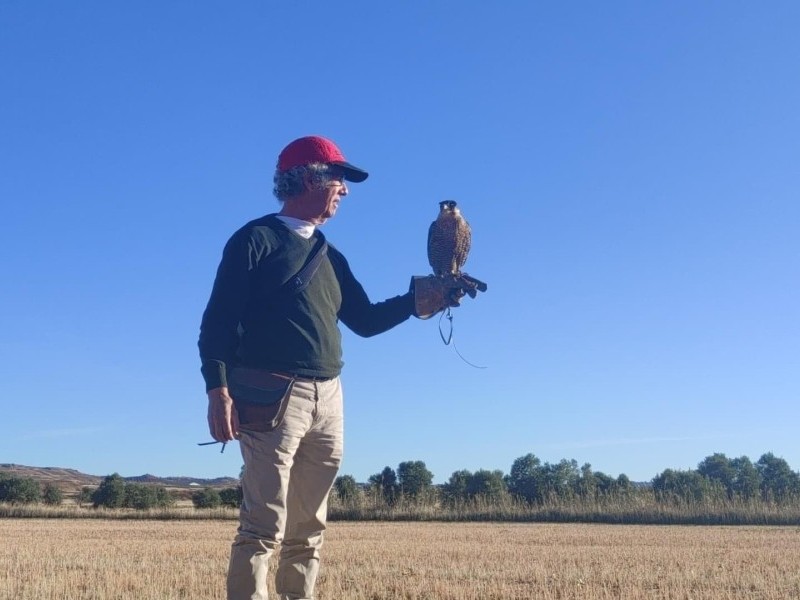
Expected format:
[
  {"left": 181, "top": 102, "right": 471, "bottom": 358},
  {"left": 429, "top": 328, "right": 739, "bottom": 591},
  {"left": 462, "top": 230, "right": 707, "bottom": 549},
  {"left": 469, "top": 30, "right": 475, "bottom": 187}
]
[{"left": 275, "top": 215, "right": 316, "bottom": 239}]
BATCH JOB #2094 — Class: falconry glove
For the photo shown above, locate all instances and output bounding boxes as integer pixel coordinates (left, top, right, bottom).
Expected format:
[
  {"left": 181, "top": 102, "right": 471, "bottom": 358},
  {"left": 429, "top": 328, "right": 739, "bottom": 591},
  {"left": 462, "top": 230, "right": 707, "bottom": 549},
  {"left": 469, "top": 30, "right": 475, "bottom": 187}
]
[{"left": 410, "top": 275, "right": 471, "bottom": 319}]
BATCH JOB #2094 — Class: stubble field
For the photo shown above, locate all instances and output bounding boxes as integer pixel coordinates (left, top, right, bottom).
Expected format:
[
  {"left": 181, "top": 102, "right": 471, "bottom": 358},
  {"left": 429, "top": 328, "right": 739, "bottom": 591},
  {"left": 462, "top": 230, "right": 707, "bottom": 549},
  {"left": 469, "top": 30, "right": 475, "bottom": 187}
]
[{"left": 1, "top": 519, "right": 799, "bottom": 599}]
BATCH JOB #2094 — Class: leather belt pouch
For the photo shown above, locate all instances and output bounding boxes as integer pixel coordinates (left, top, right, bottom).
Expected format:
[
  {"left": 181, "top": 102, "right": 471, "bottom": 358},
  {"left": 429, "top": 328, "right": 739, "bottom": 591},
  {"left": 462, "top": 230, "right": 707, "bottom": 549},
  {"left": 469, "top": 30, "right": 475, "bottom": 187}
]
[{"left": 229, "top": 368, "right": 295, "bottom": 433}]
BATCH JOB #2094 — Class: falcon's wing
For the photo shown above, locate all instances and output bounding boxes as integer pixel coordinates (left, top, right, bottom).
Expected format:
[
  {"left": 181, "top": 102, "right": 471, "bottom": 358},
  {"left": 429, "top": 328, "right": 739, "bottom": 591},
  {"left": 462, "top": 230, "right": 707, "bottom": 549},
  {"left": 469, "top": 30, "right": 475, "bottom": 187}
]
[
  {"left": 463, "top": 220, "right": 472, "bottom": 263},
  {"left": 427, "top": 220, "right": 437, "bottom": 271}
]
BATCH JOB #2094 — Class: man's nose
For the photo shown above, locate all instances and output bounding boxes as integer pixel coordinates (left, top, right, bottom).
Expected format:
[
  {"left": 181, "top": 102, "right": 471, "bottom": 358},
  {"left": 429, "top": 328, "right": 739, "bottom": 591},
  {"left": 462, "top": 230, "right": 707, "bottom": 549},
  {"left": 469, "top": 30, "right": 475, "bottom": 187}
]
[{"left": 340, "top": 182, "right": 348, "bottom": 196}]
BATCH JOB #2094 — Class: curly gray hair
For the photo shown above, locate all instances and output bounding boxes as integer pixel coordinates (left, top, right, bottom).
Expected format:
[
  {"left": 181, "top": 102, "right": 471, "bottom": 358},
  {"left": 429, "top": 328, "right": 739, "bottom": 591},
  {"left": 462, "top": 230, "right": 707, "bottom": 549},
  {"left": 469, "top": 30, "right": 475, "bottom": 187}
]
[{"left": 273, "top": 163, "right": 337, "bottom": 202}]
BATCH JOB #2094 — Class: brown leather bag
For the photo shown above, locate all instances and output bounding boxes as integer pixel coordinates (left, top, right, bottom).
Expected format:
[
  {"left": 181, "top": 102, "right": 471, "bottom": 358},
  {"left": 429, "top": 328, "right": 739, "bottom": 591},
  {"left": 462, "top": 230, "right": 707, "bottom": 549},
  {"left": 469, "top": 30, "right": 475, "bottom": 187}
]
[{"left": 229, "top": 368, "right": 295, "bottom": 433}]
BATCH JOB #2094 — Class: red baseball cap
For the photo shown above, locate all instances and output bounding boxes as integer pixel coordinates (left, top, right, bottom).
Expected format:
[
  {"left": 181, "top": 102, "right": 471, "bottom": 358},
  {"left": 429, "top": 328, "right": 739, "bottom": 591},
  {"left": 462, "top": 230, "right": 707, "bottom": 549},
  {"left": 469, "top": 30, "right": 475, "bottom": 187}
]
[{"left": 277, "top": 135, "right": 369, "bottom": 183}]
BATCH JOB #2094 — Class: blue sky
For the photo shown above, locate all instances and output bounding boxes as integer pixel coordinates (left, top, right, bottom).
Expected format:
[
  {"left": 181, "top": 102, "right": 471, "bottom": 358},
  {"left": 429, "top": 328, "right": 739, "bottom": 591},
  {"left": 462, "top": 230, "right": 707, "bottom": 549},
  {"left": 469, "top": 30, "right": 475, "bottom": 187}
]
[{"left": 2, "top": 2, "right": 798, "bottom": 484}]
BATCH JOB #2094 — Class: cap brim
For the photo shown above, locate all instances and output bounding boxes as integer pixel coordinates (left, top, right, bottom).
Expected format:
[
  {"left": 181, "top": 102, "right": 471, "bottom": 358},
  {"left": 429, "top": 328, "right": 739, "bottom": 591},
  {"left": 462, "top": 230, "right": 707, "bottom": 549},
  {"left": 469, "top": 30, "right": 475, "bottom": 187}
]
[{"left": 332, "top": 161, "right": 369, "bottom": 183}]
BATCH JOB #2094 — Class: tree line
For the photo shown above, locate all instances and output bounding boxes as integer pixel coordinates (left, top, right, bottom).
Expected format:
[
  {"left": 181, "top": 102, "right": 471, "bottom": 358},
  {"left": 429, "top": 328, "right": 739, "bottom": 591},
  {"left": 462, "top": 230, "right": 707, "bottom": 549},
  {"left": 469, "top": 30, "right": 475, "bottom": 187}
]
[
  {"left": 2, "top": 451, "right": 799, "bottom": 512},
  {"left": 0, "top": 471, "right": 240, "bottom": 510},
  {"left": 334, "top": 452, "right": 800, "bottom": 507}
]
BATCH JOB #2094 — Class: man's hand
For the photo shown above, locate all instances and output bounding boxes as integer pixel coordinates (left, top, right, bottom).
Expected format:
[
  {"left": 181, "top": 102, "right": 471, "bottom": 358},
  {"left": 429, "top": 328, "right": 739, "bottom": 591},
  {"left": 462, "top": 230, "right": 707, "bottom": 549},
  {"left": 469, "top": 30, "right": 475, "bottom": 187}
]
[
  {"left": 411, "top": 275, "right": 484, "bottom": 319},
  {"left": 207, "top": 387, "right": 240, "bottom": 443}
]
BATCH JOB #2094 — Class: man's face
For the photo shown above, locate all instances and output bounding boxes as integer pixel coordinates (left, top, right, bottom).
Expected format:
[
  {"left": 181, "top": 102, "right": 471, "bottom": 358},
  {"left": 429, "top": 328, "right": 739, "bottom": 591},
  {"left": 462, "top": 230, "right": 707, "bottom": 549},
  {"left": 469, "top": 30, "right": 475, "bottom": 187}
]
[{"left": 302, "top": 170, "right": 348, "bottom": 225}]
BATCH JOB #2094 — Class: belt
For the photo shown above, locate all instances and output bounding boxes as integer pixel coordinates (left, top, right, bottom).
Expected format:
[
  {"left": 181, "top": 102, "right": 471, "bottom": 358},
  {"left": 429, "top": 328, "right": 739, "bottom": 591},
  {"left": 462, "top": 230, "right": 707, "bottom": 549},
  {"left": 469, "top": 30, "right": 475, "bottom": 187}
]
[{"left": 277, "top": 371, "right": 334, "bottom": 383}]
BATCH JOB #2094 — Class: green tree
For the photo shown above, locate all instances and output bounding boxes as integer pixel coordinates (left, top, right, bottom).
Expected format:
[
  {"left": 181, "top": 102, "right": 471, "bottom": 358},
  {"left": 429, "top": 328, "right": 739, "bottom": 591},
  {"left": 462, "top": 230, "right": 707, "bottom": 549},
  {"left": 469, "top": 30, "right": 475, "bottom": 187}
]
[
  {"left": 576, "top": 463, "right": 597, "bottom": 498},
  {"left": 756, "top": 453, "right": 800, "bottom": 502},
  {"left": 0, "top": 475, "right": 41, "bottom": 504},
  {"left": 652, "top": 469, "right": 713, "bottom": 502},
  {"left": 443, "top": 470, "right": 472, "bottom": 502},
  {"left": 697, "top": 453, "right": 736, "bottom": 498},
  {"left": 334, "top": 475, "right": 360, "bottom": 502},
  {"left": 219, "top": 486, "right": 243, "bottom": 508},
  {"left": 730, "top": 456, "right": 761, "bottom": 500},
  {"left": 397, "top": 461, "right": 433, "bottom": 499},
  {"left": 124, "top": 483, "right": 150, "bottom": 509},
  {"left": 155, "top": 487, "right": 176, "bottom": 508},
  {"left": 92, "top": 474, "right": 127, "bottom": 508},
  {"left": 466, "top": 470, "right": 507, "bottom": 501},
  {"left": 616, "top": 473, "right": 632, "bottom": 491},
  {"left": 77, "top": 486, "right": 94, "bottom": 506},
  {"left": 507, "top": 453, "right": 543, "bottom": 503},
  {"left": 368, "top": 467, "right": 399, "bottom": 505},
  {"left": 192, "top": 487, "right": 222, "bottom": 509},
  {"left": 123, "top": 483, "right": 172, "bottom": 510},
  {"left": 42, "top": 483, "right": 63, "bottom": 506},
  {"left": 541, "top": 459, "right": 580, "bottom": 499},
  {"left": 592, "top": 471, "right": 616, "bottom": 494}
]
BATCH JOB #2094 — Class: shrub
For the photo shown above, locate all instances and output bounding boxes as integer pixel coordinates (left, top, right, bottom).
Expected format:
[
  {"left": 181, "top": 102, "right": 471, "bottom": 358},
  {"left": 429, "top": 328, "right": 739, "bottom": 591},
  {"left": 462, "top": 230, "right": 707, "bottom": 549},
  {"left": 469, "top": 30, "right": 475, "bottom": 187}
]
[
  {"left": 42, "top": 484, "right": 64, "bottom": 506},
  {"left": 192, "top": 488, "right": 222, "bottom": 509},
  {"left": 368, "top": 467, "right": 399, "bottom": 505},
  {"left": 89, "top": 474, "right": 174, "bottom": 509},
  {"left": 219, "top": 486, "right": 242, "bottom": 508},
  {"left": 334, "top": 475, "right": 360, "bottom": 503},
  {"left": 92, "top": 474, "right": 126, "bottom": 508},
  {"left": 398, "top": 461, "right": 434, "bottom": 499},
  {"left": 130, "top": 484, "right": 173, "bottom": 509},
  {"left": 0, "top": 475, "right": 42, "bottom": 504},
  {"left": 77, "top": 486, "right": 94, "bottom": 506}
]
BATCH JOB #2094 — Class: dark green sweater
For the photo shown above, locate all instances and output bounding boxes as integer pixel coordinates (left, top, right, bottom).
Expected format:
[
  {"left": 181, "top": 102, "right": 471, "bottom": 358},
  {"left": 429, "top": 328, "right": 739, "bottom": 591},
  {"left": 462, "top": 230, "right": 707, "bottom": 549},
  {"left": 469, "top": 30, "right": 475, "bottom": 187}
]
[{"left": 198, "top": 214, "right": 414, "bottom": 391}]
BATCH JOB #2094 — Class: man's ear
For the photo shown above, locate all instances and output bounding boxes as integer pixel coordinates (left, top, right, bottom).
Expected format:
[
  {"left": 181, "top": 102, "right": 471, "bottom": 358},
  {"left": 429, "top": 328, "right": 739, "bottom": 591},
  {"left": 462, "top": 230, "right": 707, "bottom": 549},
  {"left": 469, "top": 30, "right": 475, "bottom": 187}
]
[{"left": 301, "top": 172, "right": 314, "bottom": 191}]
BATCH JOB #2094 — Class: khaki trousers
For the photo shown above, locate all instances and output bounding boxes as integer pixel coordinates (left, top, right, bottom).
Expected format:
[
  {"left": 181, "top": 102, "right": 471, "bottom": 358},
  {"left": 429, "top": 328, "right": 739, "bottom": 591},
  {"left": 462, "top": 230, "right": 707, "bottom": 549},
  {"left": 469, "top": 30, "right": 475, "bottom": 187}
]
[{"left": 227, "top": 377, "right": 343, "bottom": 600}]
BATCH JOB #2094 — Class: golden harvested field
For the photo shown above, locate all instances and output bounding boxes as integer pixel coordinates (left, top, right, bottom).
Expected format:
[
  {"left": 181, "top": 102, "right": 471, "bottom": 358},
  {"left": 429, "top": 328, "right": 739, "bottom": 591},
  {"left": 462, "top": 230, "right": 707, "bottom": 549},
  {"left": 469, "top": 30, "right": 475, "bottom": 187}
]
[{"left": 1, "top": 519, "right": 799, "bottom": 599}]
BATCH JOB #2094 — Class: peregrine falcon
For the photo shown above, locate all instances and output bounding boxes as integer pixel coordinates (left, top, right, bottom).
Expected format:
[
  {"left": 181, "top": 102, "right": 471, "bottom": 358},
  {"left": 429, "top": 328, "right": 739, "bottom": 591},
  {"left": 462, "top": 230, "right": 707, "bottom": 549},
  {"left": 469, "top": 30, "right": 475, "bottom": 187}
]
[
  {"left": 427, "top": 200, "right": 487, "bottom": 298},
  {"left": 428, "top": 200, "right": 471, "bottom": 278}
]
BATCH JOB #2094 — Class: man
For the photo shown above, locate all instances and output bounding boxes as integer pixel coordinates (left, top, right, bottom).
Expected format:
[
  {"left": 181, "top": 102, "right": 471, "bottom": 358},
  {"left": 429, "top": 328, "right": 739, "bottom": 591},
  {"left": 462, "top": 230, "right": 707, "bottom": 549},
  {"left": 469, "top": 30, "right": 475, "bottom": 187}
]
[{"left": 199, "top": 135, "right": 472, "bottom": 600}]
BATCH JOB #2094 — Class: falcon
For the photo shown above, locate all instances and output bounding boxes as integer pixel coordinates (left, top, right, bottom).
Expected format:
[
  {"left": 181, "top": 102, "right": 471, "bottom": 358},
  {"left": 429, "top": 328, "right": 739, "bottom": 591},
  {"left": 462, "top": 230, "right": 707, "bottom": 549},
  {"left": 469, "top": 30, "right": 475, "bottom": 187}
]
[
  {"left": 428, "top": 200, "right": 471, "bottom": 277},
  {"left": 427, "top": 200, "right": 487, "bottom": 298}
]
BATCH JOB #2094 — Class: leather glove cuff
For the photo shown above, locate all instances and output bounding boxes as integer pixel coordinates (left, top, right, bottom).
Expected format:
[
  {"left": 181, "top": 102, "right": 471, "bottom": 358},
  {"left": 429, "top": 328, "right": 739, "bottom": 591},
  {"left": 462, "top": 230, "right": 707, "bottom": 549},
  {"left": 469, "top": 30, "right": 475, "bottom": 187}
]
[{"left": 410, "top": 276, "right": 464, "bottom": 319}]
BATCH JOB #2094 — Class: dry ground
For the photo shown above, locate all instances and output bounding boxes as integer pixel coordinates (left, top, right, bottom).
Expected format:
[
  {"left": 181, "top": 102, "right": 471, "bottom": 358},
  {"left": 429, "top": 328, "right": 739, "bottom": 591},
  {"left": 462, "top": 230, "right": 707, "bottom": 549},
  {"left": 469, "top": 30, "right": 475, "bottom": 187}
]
[{"left": 1, "top": 519, "right": 798, "bottom": 599}]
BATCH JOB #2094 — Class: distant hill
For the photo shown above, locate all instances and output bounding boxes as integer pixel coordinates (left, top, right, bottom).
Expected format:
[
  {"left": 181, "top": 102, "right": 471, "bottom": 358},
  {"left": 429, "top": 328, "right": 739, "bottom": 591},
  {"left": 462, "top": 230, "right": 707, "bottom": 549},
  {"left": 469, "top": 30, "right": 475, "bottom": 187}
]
[
  {"left": 0, "top": 464, "right": 239, "bottom": 494},
  {"left": 124, "top": 473, "right": 240, "bottom": 488}
]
